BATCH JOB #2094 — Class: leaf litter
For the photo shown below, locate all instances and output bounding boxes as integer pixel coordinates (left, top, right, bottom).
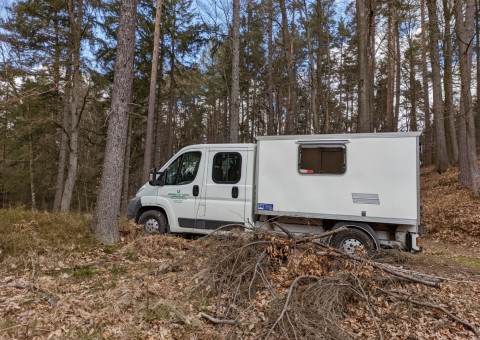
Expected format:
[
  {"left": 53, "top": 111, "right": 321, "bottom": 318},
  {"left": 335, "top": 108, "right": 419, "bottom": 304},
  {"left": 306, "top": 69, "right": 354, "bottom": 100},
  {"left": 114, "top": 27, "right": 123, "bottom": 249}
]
[{"left": 0, "top": 167, "right": 479, "bottom": 339}]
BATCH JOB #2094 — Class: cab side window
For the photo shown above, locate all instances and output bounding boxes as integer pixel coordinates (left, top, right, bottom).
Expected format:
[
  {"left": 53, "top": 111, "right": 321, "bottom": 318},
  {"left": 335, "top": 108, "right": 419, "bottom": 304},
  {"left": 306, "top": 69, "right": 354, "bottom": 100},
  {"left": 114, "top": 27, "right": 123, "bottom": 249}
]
[
  {"left": 165, "top": 151, "right": 201, "bottom": 185},
  {"left": 212, "top": 152, "right": 242, "bottom": 184}
]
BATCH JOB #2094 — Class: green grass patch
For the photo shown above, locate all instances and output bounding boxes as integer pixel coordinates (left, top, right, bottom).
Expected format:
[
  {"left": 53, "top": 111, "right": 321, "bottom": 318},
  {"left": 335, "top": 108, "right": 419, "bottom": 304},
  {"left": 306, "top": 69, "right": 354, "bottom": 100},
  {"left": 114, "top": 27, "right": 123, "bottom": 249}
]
[
  {"left": 72, "top": 266, "right": 96, "bottom": 280},
  {"left": 0, "top": 208, "right": 97, "bottom": 262},
  {"left": 448, "top": 255, "right": 480, "bottom": 270}
]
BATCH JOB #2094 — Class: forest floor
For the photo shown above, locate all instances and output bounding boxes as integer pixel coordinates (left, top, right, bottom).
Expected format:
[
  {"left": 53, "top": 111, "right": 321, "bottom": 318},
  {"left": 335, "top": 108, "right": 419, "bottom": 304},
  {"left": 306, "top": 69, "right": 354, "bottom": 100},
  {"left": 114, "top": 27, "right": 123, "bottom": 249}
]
[{"left": 1, "top": 166, "right": 480, "bottom": 339}]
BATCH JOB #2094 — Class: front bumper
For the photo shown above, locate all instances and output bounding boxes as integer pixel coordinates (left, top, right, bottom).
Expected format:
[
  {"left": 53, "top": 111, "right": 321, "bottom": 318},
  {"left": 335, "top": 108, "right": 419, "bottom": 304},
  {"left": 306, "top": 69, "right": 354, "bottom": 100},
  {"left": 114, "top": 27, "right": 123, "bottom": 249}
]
[{"left": 127, "top": 197, "right": 142, "bottom": 221}]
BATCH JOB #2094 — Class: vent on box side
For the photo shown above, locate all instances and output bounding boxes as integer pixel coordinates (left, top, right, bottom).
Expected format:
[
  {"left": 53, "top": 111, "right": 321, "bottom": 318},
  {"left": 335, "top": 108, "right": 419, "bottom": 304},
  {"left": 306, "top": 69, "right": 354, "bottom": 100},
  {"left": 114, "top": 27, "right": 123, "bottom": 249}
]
[{"left": 352, "top": 193, "right": 380, "bottom": 205}]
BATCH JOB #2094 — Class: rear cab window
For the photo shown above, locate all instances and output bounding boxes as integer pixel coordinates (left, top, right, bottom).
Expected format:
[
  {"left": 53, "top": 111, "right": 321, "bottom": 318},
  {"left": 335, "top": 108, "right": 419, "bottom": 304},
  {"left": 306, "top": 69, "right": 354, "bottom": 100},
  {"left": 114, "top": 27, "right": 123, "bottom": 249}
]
[{"left": 212, "top": 152, "right": 242, "bottom": 183}]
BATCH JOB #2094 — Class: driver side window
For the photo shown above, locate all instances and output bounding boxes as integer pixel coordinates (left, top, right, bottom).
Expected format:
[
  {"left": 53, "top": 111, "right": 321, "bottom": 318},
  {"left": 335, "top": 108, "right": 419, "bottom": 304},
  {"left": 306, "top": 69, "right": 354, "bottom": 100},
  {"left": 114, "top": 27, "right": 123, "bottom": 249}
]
[{"left": 164, "top": 151, "right": 201, "bottom": 185}]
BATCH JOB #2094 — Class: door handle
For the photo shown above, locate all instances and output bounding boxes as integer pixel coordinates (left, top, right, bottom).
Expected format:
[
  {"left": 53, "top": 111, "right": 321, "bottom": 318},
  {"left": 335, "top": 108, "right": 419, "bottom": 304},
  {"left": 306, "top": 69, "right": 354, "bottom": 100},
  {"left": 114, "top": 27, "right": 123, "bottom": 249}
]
[
  {"left": 193, "top": 185, "right": 199, "bottom": 197},
  {"left": 232, "top": 186, "right": 239, "bottom": 199}
]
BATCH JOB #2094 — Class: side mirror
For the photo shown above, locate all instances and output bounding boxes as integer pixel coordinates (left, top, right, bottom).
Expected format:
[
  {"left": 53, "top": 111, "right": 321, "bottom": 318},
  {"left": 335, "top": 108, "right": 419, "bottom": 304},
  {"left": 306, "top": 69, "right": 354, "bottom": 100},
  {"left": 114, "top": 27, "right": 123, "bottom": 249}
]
[
  {"left": 148, "top": 168, "right": 158, "bottom": 186},
  {"left": 148, "top": 168, "right": 165, "bottom": 186}
]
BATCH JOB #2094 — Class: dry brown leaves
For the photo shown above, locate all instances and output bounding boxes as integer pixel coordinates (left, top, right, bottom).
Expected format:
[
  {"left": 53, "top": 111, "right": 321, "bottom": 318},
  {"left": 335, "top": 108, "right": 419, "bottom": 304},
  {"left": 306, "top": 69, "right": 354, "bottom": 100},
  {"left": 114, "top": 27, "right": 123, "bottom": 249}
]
[
  {"left": 1, "top": 168, "right": 480, "bottom": 339},
  {"left": 421, "top": 166, "right": 480, "bottom": 245}
]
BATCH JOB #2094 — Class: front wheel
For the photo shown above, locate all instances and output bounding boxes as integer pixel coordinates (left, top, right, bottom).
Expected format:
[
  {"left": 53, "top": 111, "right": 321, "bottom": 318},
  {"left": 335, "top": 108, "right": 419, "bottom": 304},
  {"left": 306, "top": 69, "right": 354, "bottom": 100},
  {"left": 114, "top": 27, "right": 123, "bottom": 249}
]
[
  {"left": 138, "top": 210, "right": 168, "bottom": 234},
  {"left": 330, "top": 228, "right": 375, "bottom": 253}
]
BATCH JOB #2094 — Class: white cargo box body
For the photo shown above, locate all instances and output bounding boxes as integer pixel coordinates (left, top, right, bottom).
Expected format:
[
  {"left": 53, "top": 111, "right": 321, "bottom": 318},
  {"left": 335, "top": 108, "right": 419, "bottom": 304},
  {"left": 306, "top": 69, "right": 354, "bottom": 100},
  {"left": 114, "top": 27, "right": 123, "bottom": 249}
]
[{"left": 255, "top": 132, "right": 421, "bottom": 226}]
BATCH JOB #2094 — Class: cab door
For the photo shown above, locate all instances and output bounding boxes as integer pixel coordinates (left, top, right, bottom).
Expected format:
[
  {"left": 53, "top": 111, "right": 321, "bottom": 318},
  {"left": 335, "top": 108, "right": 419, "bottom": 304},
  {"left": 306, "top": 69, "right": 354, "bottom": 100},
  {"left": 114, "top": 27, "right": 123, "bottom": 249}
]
[
  {"left": 157, "top": 150, "right": 204, "bottom": 231},
  {"left": 196, "top": 149, "right": 248, "bottom": 230}
]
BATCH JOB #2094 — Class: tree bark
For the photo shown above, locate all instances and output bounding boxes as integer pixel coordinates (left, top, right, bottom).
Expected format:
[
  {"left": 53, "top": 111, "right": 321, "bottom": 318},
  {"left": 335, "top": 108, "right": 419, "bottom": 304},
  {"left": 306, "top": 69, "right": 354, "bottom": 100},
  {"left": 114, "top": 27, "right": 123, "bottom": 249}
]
[
  {"left": 229, "top": 0, "right": 240, "bottom": 142},
  {"left": 267, "top": 0, "right": 274, "bottom": 135},
  {"left": 53, "top": 51, "right": 72, "bottom": 211},
  {"left": 456, "top": 0, "right": 480, "bottom": 193},
  {"left": 29, "top": 133, "right": 36, "bottom": 211},
  {"left": 393, "top": 16, "right": 400, "bottom": 132},
  {"left": 92, "top": 0, "right": 137, "bottom": 244},
  {"left": 408, "top": 42, "right": 417, "bottom": 131},
  {"left": 476, "top": 0, "right": 480, "bottom": 145},
  {"left": 301, "top": 0, "right": 317, "bottom": 134},
  {"left": 61, "top": 0, "right": 83, "bottom": 212},
  {"left": 52, "top": 16, "right": 70, "bottom": 211},
  {"left": 279, "top": 0, "right": 297, "bottom": 134},
  {"left": 386, "top": 9, "right": 394, "bottom": 132},
  {"left": 420, "top": 0, "right": 433, "bottom": 165},
  {"left": 426, "top": 0, "right": 450, "bottom": 173},
  {"left": 166, "top": 27, "right": 176, "bottom": 158},
  {"left": 142, "top": 0, "right": 163, "bottom": 181},
  {"left": 442, "top": 0, "right": 458, "bottom": 163},
  {"left": 356, "top": 0, "right": 372, "bottom": 132},
  {"left": 120, "top": 114, "right": 132, "bottom": 215}
]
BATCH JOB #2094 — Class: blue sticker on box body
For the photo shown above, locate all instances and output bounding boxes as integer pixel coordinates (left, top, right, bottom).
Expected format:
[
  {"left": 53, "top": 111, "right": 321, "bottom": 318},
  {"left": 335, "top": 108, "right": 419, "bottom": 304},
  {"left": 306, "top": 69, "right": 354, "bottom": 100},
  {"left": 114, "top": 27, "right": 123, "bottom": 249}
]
[{"left": 257, "top": 203, "right": 274, "bottom": 211}]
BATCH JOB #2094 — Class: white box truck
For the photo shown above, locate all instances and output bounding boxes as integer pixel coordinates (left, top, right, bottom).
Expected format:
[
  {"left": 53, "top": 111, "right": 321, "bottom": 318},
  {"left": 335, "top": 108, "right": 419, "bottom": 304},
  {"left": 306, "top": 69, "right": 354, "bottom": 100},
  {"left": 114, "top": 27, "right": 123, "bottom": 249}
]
[{"left": 128, "top": 132, "right": 423, "bottom": 251}]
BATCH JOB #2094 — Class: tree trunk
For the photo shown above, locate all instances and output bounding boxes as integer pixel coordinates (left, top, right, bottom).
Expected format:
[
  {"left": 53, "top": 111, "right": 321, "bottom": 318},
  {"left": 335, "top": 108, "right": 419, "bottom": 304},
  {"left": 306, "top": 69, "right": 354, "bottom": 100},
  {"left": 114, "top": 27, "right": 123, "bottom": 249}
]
[
  {"left": 52, "top": 17, "right": 69, "bottom": 211},
  {"left": 120, "top": 114, "right": 132, "bottom": 215},
  {"left": 53, "top": 53, "right": 72, "bottom": 211},
  {"left": 166, "top": 34, "right": 175, "bottom": 158},
  {"left": 426, "top": 0, "right": 450, "bottom": 173},
  {"left": 442, "top": 0, "right": 458, "bottom": 163},
  {"left": 301, "top": 0, "right": 317, "bottom": 134},
  {"left": 456, "top": 0, "right": 480, "bottom": 193},
  {"left": 229, "top": 0, "right": 240, "bottom": 142},
  {"left": 420, "top": 0, "right": 433, "bottom": 165},
  {"left": 408, "top": 44, "right": 417, "bottom": 131},
  {"left": 386, "top": 10, "right": 394, "bottom": 131},
  {"left": 393, "top": 16, "right": 400, "bottom": 132},
  {"left": 92, "top": 0, "right": 137, "bottom": 244},
  {"left": 476, "top": 0, "right": 480, "bottom": 145},
  {"left": 142, "top": 0, "right": 163, "bottom": 181},
  {"left": 29, "top": 133, "right": 36, "bottom": 211},
  {"left": 60, "top": 0, "right": 83, "bottom": 212},
  {"left": 154, "top": 29, "right": 165, "bottom": 168},
  {"left": 279, "top": 0, "right": 297, "bottom": 134},
  {"left": 368, "top": 1, "right": 376, "bottom": 132},
  {"left": 267, "top": 0, "right": 274, "bottom": 135},
  {"left": 356, "top": 0, "right": 372, "bottom": 132}
]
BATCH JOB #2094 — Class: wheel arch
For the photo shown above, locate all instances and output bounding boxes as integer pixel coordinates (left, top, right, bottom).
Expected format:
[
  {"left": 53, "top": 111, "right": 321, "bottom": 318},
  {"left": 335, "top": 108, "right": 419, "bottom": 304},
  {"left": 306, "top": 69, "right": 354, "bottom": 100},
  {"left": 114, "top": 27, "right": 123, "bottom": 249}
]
[{"left": 331, "top": 221, "right": 380, "bottom": 250}]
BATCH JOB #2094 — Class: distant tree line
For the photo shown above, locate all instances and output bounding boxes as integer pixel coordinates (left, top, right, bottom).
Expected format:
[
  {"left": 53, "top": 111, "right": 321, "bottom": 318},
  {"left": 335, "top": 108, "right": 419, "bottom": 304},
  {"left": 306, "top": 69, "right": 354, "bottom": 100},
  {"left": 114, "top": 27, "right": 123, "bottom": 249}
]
[{"left": 0, "top": 0, "right": 479, "bottom": 222}]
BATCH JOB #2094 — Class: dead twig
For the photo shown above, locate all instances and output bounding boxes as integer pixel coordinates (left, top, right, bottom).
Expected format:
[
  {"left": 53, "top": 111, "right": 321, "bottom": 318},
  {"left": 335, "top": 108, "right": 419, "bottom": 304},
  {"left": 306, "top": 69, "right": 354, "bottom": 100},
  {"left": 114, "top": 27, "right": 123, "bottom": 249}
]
[
  {"left": 313, "top": 241, "right": 442, "bottom": 287},
  {"left": 270, "top": 221, "right": 296, "bottom": 240},
  {"left": 200, "top": 312, "right": 236, "bottom": 325},
  {"left": 265, "top": 275, "right": 320, "bottom": 339},
  {"left": 295, "top": 227, "right": 348, "bottom": 244},
  {"left": 353, "top": 275, "right": 383, "bottom": 340},
  {"left": 380, "top": 289, "right": 480, "bottom": 337}
]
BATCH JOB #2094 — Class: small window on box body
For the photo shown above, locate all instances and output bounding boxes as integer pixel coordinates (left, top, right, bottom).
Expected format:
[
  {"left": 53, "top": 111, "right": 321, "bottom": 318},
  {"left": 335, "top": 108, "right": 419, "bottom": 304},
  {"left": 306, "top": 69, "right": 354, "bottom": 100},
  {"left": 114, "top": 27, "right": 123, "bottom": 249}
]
[{"left": 298, "top": 145, "right": 346, "bottom": 174}]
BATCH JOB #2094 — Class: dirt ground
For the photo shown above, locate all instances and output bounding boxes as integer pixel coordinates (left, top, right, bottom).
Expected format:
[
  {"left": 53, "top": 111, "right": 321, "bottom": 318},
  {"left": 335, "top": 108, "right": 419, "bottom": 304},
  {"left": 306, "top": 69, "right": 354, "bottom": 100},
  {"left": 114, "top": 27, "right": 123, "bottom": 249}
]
[{"left": 0, "top": 166, "right": 480, "bottom": 339}]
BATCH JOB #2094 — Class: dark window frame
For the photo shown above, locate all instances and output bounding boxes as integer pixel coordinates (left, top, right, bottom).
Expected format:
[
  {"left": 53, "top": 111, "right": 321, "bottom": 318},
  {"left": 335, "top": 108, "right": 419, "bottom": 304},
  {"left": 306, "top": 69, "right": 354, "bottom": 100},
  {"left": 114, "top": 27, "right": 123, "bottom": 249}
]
[
  {"left": 298, "top": 144, "right": 346, "bottom": 175},
  {"left": 212, "top": 152, "right": 242, "bottom": 184}
]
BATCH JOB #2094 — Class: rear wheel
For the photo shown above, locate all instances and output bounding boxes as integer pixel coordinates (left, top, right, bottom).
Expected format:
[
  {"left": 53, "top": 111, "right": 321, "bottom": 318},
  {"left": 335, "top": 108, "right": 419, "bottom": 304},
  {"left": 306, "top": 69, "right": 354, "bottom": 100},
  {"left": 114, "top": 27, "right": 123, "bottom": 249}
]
[
  {"left": 138, "top": 210, "right": 168, "bottom": 234},
  {"left": 330, "top": 228, "right": 375, "bottom": 253}
]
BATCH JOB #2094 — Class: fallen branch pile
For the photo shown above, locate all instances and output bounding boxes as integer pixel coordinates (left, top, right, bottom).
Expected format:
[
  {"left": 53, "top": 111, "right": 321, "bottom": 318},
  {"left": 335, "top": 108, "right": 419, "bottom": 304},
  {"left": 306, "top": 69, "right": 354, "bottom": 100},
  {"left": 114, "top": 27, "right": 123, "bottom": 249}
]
[{"left": 195, "top": 228, "right": 479, "bottom": 339}]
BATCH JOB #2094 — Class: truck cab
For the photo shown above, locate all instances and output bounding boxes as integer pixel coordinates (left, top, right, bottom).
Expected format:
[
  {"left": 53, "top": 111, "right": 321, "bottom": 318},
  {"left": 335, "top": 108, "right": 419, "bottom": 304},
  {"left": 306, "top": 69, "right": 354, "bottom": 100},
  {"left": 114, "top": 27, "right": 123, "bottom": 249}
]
[{"left": 128, "top": 144, "right": 256, "bottom": 234}]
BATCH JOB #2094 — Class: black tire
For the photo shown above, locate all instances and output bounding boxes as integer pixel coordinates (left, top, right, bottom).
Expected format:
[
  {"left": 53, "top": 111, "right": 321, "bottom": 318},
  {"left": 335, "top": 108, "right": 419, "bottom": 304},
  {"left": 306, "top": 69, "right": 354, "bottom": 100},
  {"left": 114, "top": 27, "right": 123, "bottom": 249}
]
[
  {"left": 138, "top": 210, "right": 168, "bottom": 234},
  {"left": 330, "top": 228, "right": 375, "bottom": 253}
]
